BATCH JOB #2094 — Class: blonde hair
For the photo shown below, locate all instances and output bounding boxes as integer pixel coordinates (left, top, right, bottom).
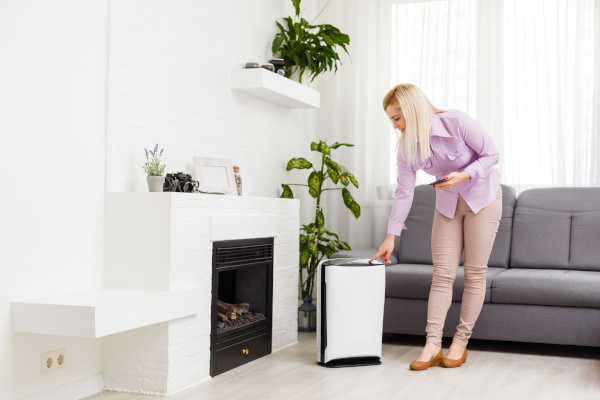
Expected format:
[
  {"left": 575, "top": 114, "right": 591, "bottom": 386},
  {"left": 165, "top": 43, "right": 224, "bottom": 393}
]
[{"left": 382, "top": 84, "right": 444, "bottom": 165}]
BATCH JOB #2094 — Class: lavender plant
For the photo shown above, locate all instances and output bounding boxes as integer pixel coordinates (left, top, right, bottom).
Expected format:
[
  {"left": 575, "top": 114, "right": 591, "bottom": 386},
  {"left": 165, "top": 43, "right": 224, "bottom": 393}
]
[{"left": 143, "top": 144, "right": 166, "bottom": 176}]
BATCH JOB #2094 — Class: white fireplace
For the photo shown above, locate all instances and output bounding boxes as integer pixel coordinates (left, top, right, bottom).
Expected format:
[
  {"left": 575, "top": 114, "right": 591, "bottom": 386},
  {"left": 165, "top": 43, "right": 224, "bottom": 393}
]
[{"left": 101, "top": 192, "right": 300, "bottom": 395}]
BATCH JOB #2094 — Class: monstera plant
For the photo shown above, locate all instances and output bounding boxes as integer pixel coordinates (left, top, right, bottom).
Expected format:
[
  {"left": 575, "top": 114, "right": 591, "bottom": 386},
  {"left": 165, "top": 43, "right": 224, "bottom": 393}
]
[{"left": 281, "top": 140, "right": 361, "bottom": 299}]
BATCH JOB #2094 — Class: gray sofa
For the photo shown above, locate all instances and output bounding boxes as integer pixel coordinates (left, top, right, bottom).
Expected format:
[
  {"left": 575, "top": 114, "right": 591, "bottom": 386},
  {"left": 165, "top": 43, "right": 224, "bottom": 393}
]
[{"left": 333, "top": 184, "right": 600, "bottom": 347}]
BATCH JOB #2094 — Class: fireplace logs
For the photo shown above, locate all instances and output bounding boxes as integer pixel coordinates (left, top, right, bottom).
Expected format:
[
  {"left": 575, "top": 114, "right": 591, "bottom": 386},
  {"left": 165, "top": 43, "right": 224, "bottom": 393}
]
[
  {"left": 218, "top": 300, "right": 249, "bottom": 320},
  {"left": 216, "top": 300, "right": 266, "bottom": 333}
]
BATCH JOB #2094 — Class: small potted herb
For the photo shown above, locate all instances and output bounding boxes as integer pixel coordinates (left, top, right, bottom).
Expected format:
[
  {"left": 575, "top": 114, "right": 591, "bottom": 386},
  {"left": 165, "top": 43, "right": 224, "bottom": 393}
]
[{"left": 143, "top": 144, "right": 166, "bottom": 192}]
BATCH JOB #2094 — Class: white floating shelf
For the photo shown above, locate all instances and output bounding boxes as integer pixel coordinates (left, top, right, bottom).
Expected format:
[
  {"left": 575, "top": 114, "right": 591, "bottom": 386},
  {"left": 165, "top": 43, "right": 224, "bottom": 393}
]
[
  {"left": 12, "top": 289, "right": 201, "bottom": 338},
  {"left": 231, "top": 68, "right": 320, "bottom": 109}
]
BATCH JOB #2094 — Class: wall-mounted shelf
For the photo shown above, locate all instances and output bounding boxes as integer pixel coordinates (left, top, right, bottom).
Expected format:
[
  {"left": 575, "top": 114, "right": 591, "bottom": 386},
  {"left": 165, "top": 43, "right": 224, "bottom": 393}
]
[
  {"left": 231, "top": 68, "right": 320, "bottom": 109},
  {"left": 12, "top": 289, "right": 201, "bottom": 338}
]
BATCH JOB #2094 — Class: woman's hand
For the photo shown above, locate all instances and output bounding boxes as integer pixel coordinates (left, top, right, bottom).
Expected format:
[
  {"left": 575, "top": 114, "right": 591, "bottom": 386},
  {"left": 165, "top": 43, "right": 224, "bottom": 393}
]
[
  {"left": 434, "top": 171, "right": 471, "bottom": 190},
  {"left": 369, "top": 234, "right": 396, "bottom": 263}
]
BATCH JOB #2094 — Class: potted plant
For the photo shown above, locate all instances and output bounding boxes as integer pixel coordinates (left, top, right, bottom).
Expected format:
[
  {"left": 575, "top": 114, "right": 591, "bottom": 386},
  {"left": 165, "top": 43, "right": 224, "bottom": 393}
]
[
  {"left": 271, "top": 0, "right": 350, "bottom": 84},
  {"left": 280, "top": 140, "right": 361, "bottom": 331},
  {"left": 143, "top": 144, "right": 166, "bottom": 192}
]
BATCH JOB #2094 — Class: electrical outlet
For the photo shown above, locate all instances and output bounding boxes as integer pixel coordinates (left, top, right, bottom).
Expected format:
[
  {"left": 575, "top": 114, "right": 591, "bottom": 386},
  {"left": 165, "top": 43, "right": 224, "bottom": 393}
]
[{"left": 41, "top": 348, "right": 66, "bottom": 374}]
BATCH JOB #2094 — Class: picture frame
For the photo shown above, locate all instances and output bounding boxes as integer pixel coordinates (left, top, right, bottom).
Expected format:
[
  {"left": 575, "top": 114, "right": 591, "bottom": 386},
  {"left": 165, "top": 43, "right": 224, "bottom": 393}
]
[{"left": 193, "top": 157, "right": 238, "bottom": 195}]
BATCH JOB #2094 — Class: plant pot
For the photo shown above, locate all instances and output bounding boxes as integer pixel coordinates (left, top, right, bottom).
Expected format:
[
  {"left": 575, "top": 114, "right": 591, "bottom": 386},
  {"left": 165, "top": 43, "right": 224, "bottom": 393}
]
[
  {"left": 147, "top": 175, "right": 165, "bottom": 192},
  {"left": 288, "top": 65, "right": 307, "bottom": 84}
]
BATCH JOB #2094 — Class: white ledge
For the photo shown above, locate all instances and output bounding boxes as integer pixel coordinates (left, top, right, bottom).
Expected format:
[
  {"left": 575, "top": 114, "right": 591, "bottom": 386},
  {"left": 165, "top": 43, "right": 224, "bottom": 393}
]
[
  {"left": 231, "top": 68, "right": 320, "bottom": 109},
  {"left": 12, "top": 289, "right": 201, "bottom": 338}
]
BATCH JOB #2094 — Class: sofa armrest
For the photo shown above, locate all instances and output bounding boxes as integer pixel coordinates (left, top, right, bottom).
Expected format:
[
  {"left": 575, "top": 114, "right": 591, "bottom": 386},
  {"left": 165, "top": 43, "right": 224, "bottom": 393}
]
[{"left": 330, "top": 248, "right": 398, "bottom": 264}]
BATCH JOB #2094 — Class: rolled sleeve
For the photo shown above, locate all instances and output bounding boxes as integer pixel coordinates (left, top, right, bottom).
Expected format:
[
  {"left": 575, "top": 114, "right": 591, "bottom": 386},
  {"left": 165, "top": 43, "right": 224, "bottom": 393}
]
[
  {"left": 459, "top": 114, "right": 500, "bottom": 181},
  {"left": 387, "top": 156, "right": 416, "bottom": 235}
]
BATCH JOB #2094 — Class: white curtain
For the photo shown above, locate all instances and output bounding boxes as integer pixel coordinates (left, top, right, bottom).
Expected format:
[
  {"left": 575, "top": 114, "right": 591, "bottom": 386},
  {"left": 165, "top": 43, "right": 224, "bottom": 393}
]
[
  {"left": 503, "top": 0, "right": 600, "bottom": 191},
  {"left": 315, "top": 0, "right": 393, "bottom": 249},
  {"left": 391, "top": 0, "right": 477, "bottom": 115}
]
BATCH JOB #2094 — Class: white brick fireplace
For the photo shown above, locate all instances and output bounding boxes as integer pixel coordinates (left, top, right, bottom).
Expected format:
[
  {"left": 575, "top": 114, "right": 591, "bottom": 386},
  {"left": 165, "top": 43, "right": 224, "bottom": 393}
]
[{"left": 102, "top": 193, "right": 299, "bottom": 395}]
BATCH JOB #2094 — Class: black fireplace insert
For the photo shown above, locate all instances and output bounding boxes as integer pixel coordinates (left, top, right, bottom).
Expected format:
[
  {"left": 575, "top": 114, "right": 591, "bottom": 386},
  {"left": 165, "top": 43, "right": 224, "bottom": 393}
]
[{"left": 210, "top": 237, "right": 274, "bottom": 377}]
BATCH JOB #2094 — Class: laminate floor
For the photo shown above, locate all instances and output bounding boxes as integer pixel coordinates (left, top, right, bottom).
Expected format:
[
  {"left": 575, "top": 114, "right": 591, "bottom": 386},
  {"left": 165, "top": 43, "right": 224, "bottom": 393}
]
[{"left": 83, "top": 332, "right": 600, "bottom": 400}]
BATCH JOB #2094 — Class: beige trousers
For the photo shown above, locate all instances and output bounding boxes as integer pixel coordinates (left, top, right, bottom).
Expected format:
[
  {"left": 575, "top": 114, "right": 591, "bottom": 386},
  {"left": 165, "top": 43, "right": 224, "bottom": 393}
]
[{"left": 425, "top": 187, "right": 502, "bottom": 348}]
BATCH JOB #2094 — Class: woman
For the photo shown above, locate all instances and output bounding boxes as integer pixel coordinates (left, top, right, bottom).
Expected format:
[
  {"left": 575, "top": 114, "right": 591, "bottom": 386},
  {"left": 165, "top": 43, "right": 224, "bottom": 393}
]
[{"left": 369, "top": 84, "right": 502, "bottom": 370}]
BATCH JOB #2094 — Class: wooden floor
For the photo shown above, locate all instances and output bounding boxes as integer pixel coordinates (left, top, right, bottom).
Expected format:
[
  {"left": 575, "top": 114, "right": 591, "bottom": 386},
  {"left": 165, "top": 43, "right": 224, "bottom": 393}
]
[{"left": 84, "top": 332, "right": 600, "bottom": 400}]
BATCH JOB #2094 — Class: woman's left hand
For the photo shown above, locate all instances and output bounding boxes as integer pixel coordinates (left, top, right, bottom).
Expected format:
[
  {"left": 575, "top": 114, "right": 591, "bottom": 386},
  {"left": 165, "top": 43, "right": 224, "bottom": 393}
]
[{"left": 434, "top": 171, "right": 471, "bottom": 190}]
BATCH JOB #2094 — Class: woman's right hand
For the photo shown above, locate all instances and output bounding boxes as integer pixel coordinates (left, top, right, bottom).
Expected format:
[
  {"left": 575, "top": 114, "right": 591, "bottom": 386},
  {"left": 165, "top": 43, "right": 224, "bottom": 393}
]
[{"left": 369, "top": 234, "right": 396, "bottom": 263}]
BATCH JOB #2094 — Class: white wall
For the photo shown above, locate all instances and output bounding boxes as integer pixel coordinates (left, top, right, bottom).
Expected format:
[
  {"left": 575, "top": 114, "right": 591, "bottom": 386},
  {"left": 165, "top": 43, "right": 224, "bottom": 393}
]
[
  {"left": 106, "top": 0, "right": 318, "bottom": 227},
  {"left": 0, "top": 0, "right": 108, "bottom": 398},
  {"left": 0, "top": 0, "right": 318, "bottom": 398}
]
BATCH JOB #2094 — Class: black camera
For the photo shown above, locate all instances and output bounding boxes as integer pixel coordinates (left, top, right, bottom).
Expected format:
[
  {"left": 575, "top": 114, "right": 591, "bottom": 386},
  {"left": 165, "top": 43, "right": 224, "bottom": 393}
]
[{"left": 163, "top": 172, "right": 199, "bottom": 193}]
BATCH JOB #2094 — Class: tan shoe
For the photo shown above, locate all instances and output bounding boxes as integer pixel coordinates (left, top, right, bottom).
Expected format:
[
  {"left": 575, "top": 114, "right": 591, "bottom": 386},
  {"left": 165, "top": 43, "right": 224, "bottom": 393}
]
[
  {"left": 409, "top": 348, "right": 444, "bottom": 370},
  {"left": 441, "top": 348, "right": 467, "bottom": 368}
]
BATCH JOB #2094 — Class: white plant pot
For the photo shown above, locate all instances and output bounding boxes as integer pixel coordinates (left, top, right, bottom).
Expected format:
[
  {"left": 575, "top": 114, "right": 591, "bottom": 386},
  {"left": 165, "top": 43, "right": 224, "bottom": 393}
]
[
  {"left": 147, "top": 176, "right": 165, "bottom": 192},
  {"left": 289, "top": 65, "right": 307, "bottom": 84}
]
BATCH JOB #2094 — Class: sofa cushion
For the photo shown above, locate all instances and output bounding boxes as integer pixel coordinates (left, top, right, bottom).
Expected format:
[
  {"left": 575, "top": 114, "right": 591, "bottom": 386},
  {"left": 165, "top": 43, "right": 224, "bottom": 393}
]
[
  {"left": 397, "top": 184, "right": 516, "bottom": 268},
  {"left": 490, "top": 185, "right": 517, "bottom": 268},
  {"left": 385, "top": 264, "right": 507, "bottom": 303},
  {"left": 490, "top": 268, "right": 600, "bottom": 309},
  {"left": 510, "top": 187, "right": 600, "bottom": 271},
  {"left": 331, "top": 248, "right": 399, "bottom": 265},
  {"left": 396, "top": 185, "right": 436, "bottom": 265}
]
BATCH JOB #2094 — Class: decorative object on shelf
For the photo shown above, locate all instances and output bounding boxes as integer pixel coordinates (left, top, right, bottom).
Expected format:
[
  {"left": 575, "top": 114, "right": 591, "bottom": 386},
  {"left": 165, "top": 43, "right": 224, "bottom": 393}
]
[
  {"left": 244, "top": 62, "right": 260, "bottom": 69},
  {"left": 233, "top": 166, "right": 242, "bottom": 196},
  {"left": 163, "top": 174, "right": 178, "bottom": 192},
  {"left": 276, "top": 68, "right": 286, "bottom": 76},
  {"left": 194, "top": 157, "right": 238, "bottom": 195},
  {"left": 298, "top": 295, "right": 317, "bottom": 332},
  {"left": 270, "top": 58, "right": 285, "bottom": 74},
  {"left": 261, "top": 63, "right": 275, "bottom": 72},
  {"left": 271, "top": 0, "right": 350, "bottom": 84},
  {"left": 163, "top": 172, "right": 199, "bottom": 193},
  {"left": 280, "top": 140, "right": 360, "bottom": 305},
  {"left": 143, "top": 144, "right": 166, "bottom": 192}
]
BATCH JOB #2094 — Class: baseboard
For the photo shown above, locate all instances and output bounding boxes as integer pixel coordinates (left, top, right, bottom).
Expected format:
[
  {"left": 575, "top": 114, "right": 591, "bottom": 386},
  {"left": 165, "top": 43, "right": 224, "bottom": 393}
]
[
  {"left": 18, "top": 373, "right": 104, "bottom": 400},
  {"left": 273, "top": 340, "right": 299, "bottom": 353}
]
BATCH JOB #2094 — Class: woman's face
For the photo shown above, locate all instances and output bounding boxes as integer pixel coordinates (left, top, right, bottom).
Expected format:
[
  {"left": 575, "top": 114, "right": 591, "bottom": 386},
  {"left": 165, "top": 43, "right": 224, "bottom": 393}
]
[{"left": 385, "top": 105, "right": 405, "bottom": 133}]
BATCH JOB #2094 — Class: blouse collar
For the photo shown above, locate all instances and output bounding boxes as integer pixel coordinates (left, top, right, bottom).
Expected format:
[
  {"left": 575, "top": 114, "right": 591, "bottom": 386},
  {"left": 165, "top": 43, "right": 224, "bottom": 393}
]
[{"left": 430, "top": 113, "right": 453, "bottom": 138}]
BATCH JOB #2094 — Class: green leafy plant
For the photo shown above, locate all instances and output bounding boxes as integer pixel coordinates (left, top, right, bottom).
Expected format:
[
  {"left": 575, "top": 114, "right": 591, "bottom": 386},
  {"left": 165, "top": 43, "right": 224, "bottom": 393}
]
[
  {"left": 143, "top": 144, "right": 166, "bottom": 176},
  {"left": 281, "top": 140, "right": 361, "bottom": 298},
  {"left": 271, "top": 0, "right": 350, "bottom": 83}
]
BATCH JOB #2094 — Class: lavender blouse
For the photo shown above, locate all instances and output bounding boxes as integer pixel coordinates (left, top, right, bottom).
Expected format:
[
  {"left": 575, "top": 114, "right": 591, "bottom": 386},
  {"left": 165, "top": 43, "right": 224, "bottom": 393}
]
[{"left": 387, "top": 109, "right": 501, "bottom": 235}]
